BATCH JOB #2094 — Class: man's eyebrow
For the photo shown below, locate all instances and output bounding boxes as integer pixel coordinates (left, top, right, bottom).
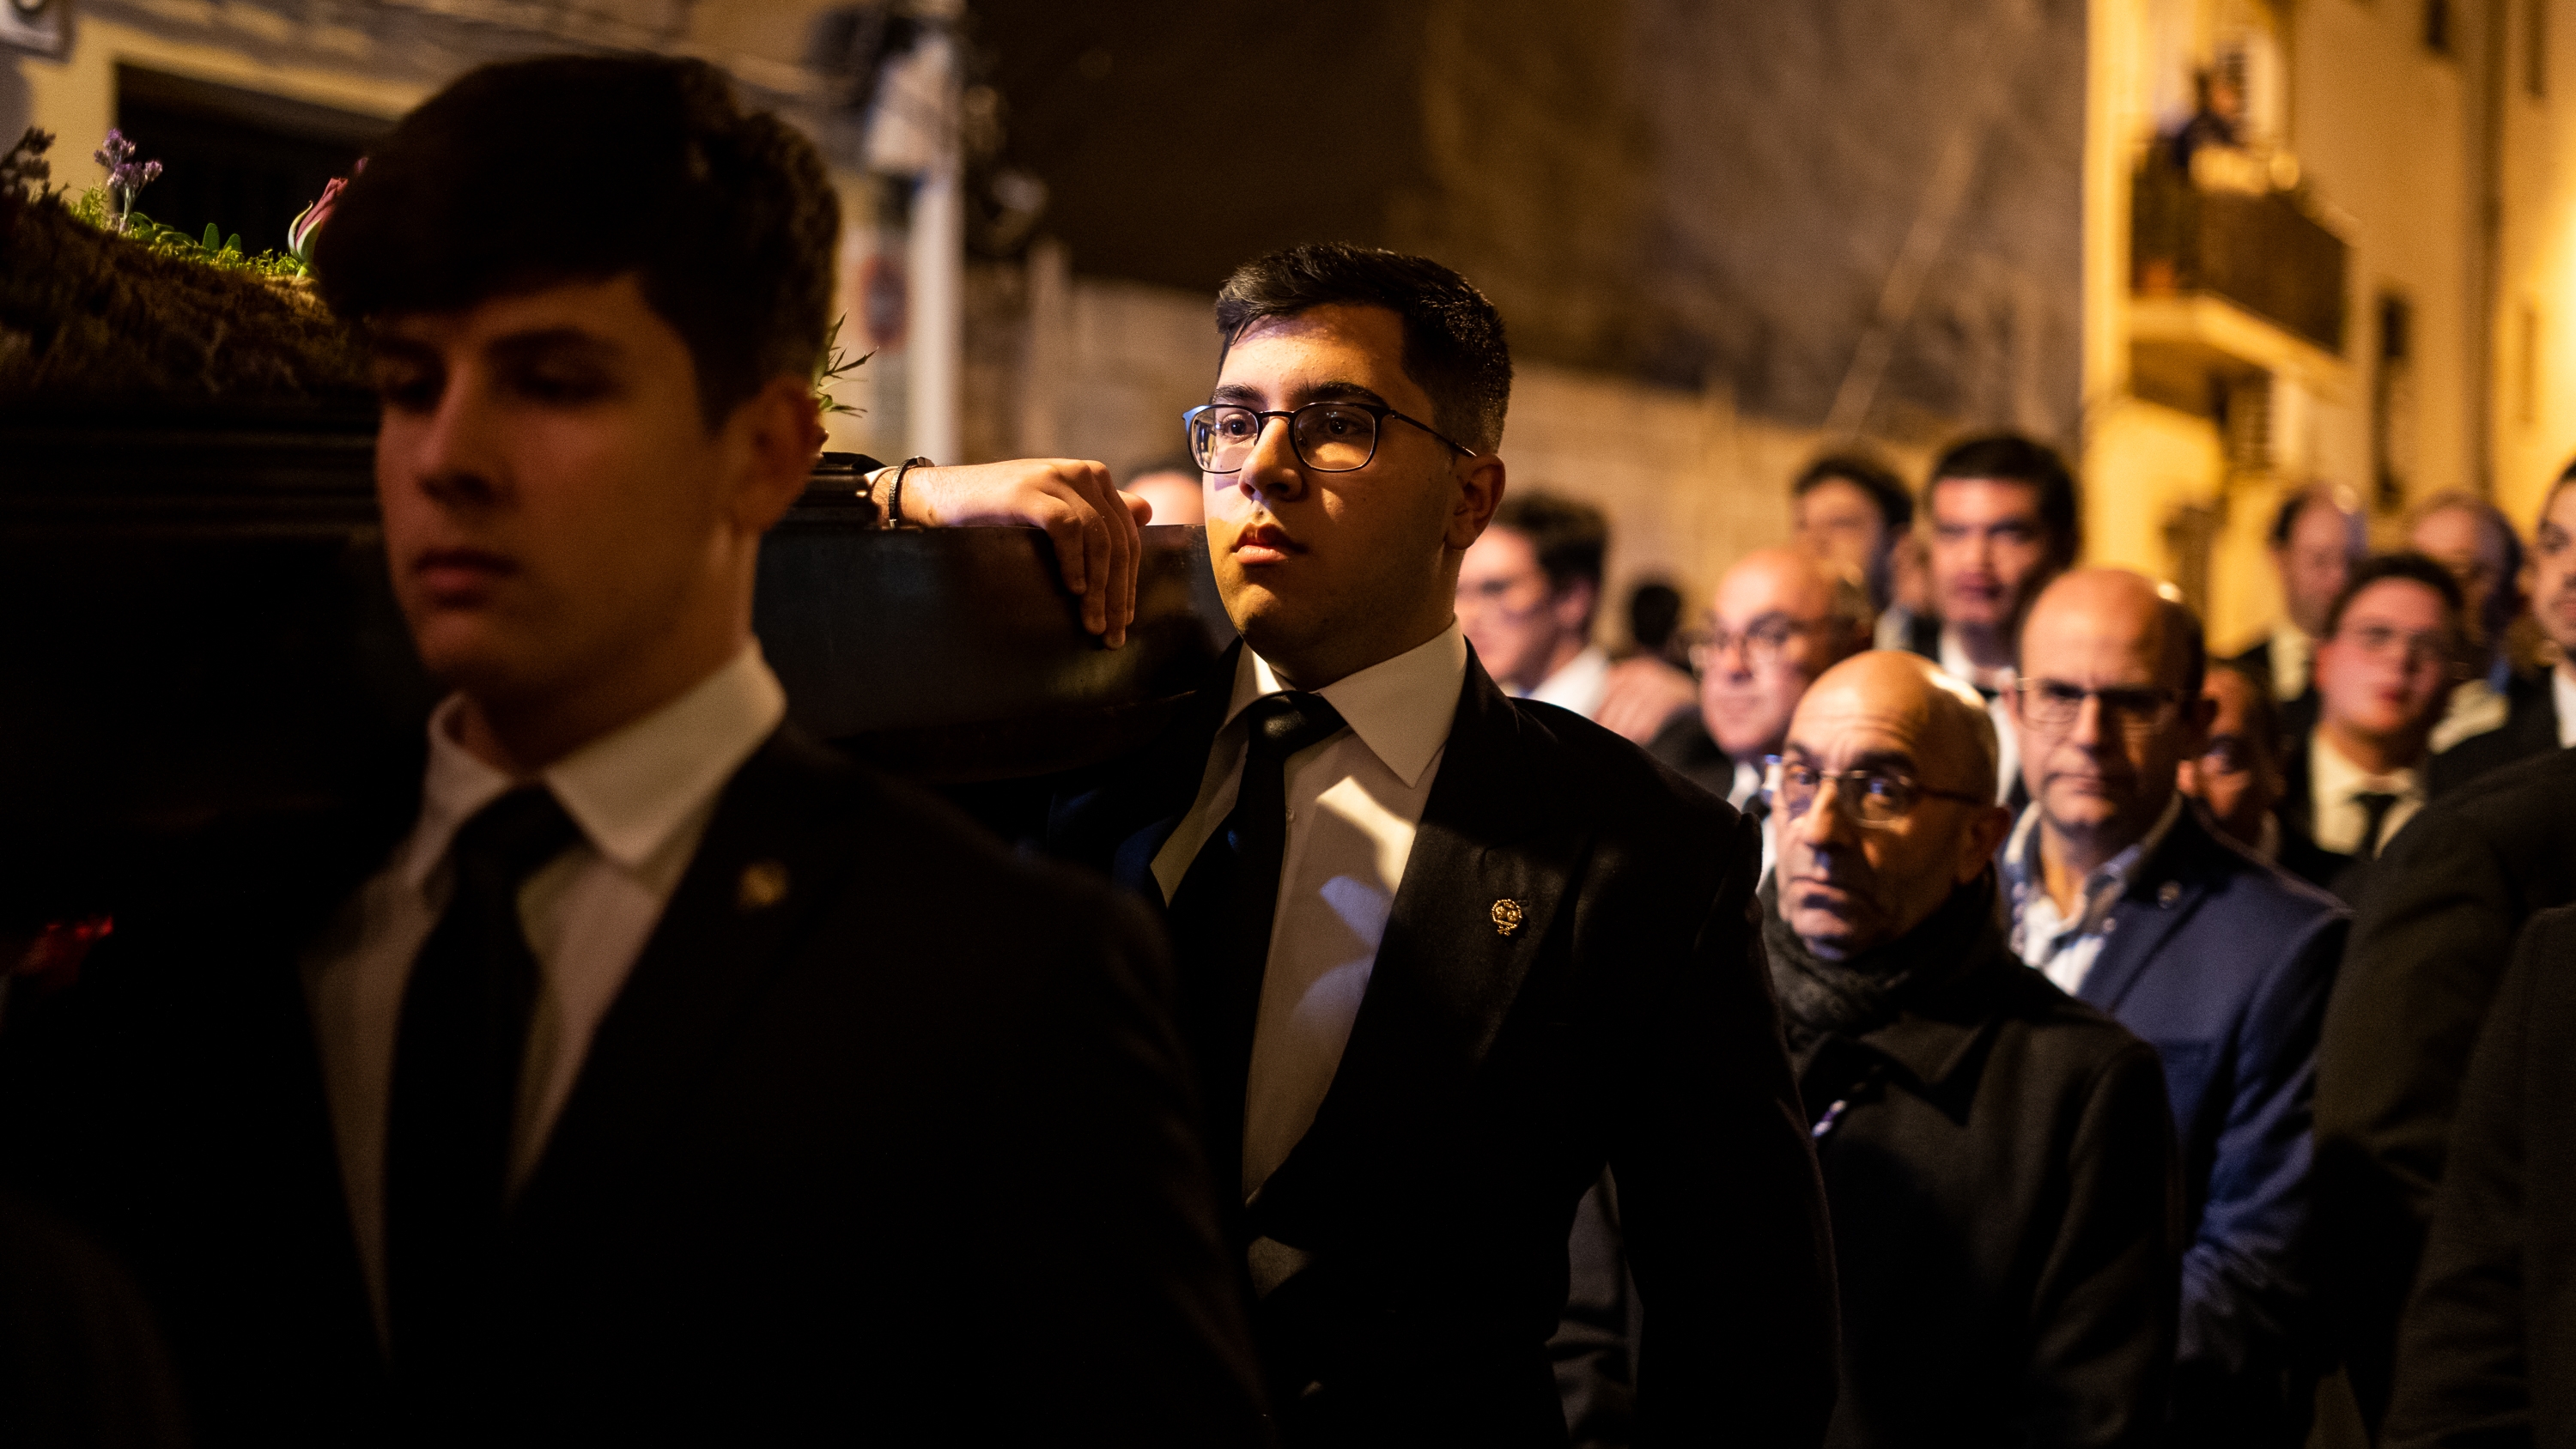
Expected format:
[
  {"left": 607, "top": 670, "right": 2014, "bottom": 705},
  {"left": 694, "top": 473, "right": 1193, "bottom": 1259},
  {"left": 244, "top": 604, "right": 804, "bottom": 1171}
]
[
  {"left": 369, "top": 334, "right": 439, "bottom": 366},
  {"left": 1846, "top": 748, "right": 1922, "bottom": 774},
  {"left": 1206, "top": 379, "right": 1392, "bottom": 409}
]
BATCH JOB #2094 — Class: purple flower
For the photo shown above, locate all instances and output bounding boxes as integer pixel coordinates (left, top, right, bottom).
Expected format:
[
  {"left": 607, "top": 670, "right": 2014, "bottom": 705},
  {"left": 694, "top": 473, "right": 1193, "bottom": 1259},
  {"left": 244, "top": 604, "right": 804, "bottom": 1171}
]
[
  {"left": 287, "top": 175, "right": 348, "bottom": 264},
  {"left": 91, "top": 129, "right": 161, "bottom": 203}
]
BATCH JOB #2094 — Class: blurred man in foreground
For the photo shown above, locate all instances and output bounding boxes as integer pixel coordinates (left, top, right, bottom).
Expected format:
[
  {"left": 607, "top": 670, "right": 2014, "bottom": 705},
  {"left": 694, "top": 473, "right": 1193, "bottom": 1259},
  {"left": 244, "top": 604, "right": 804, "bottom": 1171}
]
[
  {"left": 2383, "top": 901, "right": 2576, "bottom": 1448},
  {"left": 1647, "top": 547, "right": 1872, "bottom": 821},
  {"left": 1564, "top": 650, "right": 2176, "bottom": 1449},
  {"left": 2005, "top": 570, "right": 2345, "bottom": 1444},
  {"left": 1905, "top": 433, "right": 2083, "bottom": 807},
  {"left": 2276, "top": 555, "right": 2467, "bottom": 894},
  {"left": 2431, "top": 464, "right": 2576, "bottom": 791},
  {"left": 2228, "top": 487, "right": 2365, "bottom": 743},
  {"left": 1455, "top": 489, "right": 1613, "bottom": 717},
  {"left": 0, "top": 56, "right": 1261, "bottom": 1446}
]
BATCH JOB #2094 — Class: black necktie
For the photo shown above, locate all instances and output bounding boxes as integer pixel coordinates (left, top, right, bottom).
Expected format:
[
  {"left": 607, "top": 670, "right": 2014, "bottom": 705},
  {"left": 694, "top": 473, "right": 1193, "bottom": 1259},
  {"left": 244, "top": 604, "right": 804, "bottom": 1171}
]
[
  {"left": 385, "top": 786, "right": 580, "bottom": 1381},
  {"left": 1164, "top": 692, "right": 1347, "bottom": 1193},
  {"left": 2353, "top": 790, "right": 2401, "bottom": 859}
]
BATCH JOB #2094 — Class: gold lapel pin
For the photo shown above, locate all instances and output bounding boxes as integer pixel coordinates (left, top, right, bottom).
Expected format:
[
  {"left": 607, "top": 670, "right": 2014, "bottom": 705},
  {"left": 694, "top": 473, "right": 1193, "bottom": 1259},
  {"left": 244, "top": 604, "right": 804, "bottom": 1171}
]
[
  {"left": 1491, "top": 898, "right": 1524, "bottom": 937},
  {"left": 737, "top": 859, "right": 791, "bottom": 912}
]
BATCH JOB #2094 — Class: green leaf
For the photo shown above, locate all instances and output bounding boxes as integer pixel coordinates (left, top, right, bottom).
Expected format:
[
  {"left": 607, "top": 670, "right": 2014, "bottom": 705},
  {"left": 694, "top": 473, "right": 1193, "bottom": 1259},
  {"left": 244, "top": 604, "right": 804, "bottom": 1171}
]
[
  {"left": 201, "top": 222, "right": 219, "bottom": 249},
  {"left": 223, "top": 233, "right": 240, "bottom": 255}
]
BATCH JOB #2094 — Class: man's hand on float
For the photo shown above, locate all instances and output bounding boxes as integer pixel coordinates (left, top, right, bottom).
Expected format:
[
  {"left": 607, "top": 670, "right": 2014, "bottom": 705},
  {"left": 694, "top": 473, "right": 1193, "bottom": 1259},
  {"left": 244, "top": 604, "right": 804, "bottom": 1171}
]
[{"left": 899, "top": 459, "right": 1152, "bottom": 647}]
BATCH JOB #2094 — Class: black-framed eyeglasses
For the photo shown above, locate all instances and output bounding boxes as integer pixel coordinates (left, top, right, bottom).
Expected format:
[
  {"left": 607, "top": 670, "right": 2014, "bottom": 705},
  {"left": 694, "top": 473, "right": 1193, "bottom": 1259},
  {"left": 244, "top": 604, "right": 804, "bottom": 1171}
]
[
  {"left": 2011, "top": 679, "right": 2184, "bottom": 737},
  {"left": 1689, "top": 615, "right": 1822, "bottom": 673},
  {"left": 1765, "top": 756, "right": 1990, "bottom": 829},
  {"left": 2332, "top": 622, "right": 2464, "bottom": 674},
  {"left": 1183, "top": 401, "right": 1473, "bottom": 475}
]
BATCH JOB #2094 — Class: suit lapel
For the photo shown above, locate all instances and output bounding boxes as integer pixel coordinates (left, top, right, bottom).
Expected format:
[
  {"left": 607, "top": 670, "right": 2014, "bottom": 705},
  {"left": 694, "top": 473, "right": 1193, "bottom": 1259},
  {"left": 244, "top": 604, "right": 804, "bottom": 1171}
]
[
  {"left": 1048, "top": 641, "right": 1242, "bottom": 903},
  {"left": 1249, "top": 658, "right": 1581, "bottom": 1239},
  {"left": 2078, "top": 812, "right": 2217, "bottom": 1013},
  {"left": 513, "top": 726, "right": 862, "bottom": 1222}
]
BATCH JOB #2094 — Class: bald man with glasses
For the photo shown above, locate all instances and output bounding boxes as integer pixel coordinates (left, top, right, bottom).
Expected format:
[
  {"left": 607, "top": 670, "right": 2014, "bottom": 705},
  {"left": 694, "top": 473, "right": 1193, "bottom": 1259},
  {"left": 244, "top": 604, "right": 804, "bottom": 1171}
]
[
  {"left": 1571, "top": 649, "right": 2180, "bottom": 1449},
  {"left": 2003, "top": 569, "right": 2348, "bottom": 1446}
]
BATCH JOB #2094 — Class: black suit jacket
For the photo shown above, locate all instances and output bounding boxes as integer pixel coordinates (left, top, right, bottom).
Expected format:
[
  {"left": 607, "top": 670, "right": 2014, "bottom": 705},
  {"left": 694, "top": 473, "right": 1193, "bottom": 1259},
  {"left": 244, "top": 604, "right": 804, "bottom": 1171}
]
[
  {"left": 1558, "top": 896, "right": 2181, "bottom": 1449},
  {"left": 2429, "top": 671, "right": 2561, "bottom": 797},
  {"left": 2315, "top": 746, "right": 2576, "bottom": 1431},
  {"left": 2384, "top": 903, "right": 2576, "bottom": 1448},
  {"left": 1042, "top": 646, "right": 1839, "bottom": 1447},
  {"left": 0, "top": 726, "right": 1268, "bottom": 1446},
  {"left": 2224, "top": 637, "right": 2321, "bottom": 756},
  {"left": 2070, "top": 811, "right": 2346, "bottom": 1443}
]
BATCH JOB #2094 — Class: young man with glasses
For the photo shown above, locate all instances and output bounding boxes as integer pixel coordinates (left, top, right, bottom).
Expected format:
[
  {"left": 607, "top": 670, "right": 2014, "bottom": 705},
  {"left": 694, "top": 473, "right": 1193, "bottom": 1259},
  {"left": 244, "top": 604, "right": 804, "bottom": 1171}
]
[
  {"left": 2002, "top": 568, "right": 2347, "bottom": 1446},
  {"left": 2276, "top": 554, "right": 2469, "bottom": 894},
  {"left": 1732, "top": 647, "right": 2178, "bottom": 1447},
  {"left": 1042, "top": 243, "right": 1837, "bottom": 1446}
]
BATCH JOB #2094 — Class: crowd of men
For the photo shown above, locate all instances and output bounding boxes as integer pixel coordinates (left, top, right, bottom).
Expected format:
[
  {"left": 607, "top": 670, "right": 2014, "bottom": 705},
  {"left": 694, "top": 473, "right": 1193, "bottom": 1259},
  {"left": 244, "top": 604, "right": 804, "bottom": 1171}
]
[
  {"left": 5, "top": 49, "right": 2576, "bottom": 1449},
  {"left": 1445, "top": 416, "right": 2576, "bottom": 1447}
]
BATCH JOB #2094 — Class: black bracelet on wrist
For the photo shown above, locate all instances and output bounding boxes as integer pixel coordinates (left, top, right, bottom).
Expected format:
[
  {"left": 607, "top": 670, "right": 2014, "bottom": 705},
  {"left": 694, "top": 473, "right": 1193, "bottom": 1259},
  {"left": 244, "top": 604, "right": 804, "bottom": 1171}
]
[{"left": 882, "top": 456, "right": 933, "bottom": 530}]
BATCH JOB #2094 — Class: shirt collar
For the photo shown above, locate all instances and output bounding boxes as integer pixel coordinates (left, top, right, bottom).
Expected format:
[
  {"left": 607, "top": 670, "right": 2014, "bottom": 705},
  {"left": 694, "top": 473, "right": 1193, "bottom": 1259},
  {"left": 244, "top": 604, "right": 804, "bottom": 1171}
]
[
  {"left": 403, "top": 644, "right": 787, "bottom": 889},
  {"left": 2557, "top": 666, "right": 2576, "bottom": 750},
  {"left": 1230, "top": 623, "right": 1468, "bottom": 790},
  {"left": 1525, "top": 644, "right": 1612, "bottom": 717},
  {"left": 2269, "top": 622, "right": 2313, "bottom": 702},
  {"left": 1936, "top": 627, "right": 2014, "bottom": 694},
  {"left": 2308, "top": 724, "right": 2423, "bottom": 805},
  {"left": 2003, "top": 791, "right": 2184, "bottom": 930}
]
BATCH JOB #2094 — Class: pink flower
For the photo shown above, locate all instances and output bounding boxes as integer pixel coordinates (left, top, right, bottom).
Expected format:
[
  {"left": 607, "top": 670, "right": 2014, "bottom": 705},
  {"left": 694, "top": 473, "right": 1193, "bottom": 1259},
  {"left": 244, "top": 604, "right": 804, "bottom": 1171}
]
[{"left": 288, "top": 175, "right": 349, "bottom": 264}]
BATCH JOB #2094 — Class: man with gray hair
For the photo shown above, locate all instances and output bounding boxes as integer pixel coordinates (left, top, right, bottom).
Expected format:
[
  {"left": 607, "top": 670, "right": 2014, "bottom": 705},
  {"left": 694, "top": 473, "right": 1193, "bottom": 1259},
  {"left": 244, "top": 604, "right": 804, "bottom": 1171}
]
[{"left": 1560, "top": 650, "right": 2179, "bottom": 1448}]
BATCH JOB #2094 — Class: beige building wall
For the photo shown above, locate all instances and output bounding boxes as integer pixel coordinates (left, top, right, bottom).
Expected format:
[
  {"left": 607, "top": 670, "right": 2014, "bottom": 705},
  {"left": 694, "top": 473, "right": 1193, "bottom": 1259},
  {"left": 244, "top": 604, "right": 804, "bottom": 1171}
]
[
  {"left": 2082, "top": 0, "right": 2504, "bottom": 653},
  {"left": 2494, "top": 0, "right": 2576, "bottom": 530}
]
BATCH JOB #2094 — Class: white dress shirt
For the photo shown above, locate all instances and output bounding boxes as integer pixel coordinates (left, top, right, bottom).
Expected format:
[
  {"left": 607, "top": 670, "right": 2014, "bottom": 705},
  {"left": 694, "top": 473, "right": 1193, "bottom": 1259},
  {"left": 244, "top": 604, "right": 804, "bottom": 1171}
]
[
  {"left": 1939, "top": 627, "right": 2022, "bottom": 805},
  {"left": 2265, "top": 622, "right": 2314, "bottom": 704},
  {"left": 2304, "top": 726, "right": 2426, "bottom": 856},
  {"left": 304, "top": 644, "right": 786, "bottom": 1323},
  {"left": 1151, "top": 625, "right": 1467, "bottom": 1197},
  {"left": 2558, "top": 666, "right": 2576, "bottom": 749},
  {"left": 1524, "top": 643, "right": 1611, "bottom": 720},
  {"left": 2430, "top": 676, "right": 2511, "bottom": 755},
  {"left": 2005, "top": 793, "right": 2183, "bottom": 997}
]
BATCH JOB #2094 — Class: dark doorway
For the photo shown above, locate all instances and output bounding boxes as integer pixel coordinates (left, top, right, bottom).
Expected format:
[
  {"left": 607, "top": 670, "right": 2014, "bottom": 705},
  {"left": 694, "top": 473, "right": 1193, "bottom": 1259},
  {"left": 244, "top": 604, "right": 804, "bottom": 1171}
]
[{"left": 112, "top": 67, "right": 391, "bottom": 257}]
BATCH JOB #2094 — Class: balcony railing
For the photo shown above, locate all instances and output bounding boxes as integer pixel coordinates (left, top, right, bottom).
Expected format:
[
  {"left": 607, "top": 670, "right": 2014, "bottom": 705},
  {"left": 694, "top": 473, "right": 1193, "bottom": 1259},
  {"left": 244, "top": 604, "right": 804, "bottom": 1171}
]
[{"left": 2132, "top": 156, "right": 2348, "bottom": 355}]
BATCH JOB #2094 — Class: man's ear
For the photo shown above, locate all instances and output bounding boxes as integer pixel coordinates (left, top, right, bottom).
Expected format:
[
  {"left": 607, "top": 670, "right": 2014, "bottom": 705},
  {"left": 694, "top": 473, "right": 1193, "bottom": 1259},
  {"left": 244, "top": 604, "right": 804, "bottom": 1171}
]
[
  {"left": 726, "top": 374, "right": 826, "bottom": 535},
  {"left": 1960, "top": 803, "right": 2014, "bottom": 880},
  {"left": 1445, "top": 454, "right": 1507, "bottom": 550}
]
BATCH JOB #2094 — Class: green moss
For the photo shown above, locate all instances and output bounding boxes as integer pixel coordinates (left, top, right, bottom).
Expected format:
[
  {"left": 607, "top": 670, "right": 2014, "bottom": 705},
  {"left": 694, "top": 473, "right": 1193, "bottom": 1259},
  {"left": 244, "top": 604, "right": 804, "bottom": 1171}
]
[{"left": 0, "top": 130, "right": 372, "bottom": 403}]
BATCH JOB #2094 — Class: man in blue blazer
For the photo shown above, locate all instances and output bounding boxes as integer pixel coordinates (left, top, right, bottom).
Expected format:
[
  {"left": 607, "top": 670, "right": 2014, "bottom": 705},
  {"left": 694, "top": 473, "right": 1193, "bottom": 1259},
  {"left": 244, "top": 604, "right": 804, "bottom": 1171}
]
[{"left": 2002, "top": 569, "right": 2348, "bottom": 1446}]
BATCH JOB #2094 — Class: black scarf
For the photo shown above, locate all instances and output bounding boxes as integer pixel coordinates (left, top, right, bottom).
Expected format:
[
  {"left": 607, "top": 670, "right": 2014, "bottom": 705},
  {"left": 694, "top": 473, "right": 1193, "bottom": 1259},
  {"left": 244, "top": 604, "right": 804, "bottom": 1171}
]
[{"left": 1761, "top": 869, "right": 2004, "bottom": 1056}]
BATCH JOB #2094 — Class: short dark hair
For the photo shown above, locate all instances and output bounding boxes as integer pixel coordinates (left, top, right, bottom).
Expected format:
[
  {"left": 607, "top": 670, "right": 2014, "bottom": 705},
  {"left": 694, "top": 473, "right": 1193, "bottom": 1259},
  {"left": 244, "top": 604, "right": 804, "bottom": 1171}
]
[
  {"left": 1926, "top": 433, "right": 2083, "bottom": 569},
  {"left": 1212, "top": 244, "right": 1513, "bottom": 454},
  {"left": 314, "top": 55, "right": 839, "bottom": 427},
  {"left": 2409, "top": 491, "right": 2526, "bottom": 603},
  {"left": 2322, "top": 551, "right": 2468, "bottom": 640},
  {"left": 1492, "top": 490, "right": 1607, "bottom": 597},
  {"left": 2547, "top": 454, "right": 2576, "bottom": 526},
  {"left": 1793, "top": 452, "right": 1913, "bottom": 535}
]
